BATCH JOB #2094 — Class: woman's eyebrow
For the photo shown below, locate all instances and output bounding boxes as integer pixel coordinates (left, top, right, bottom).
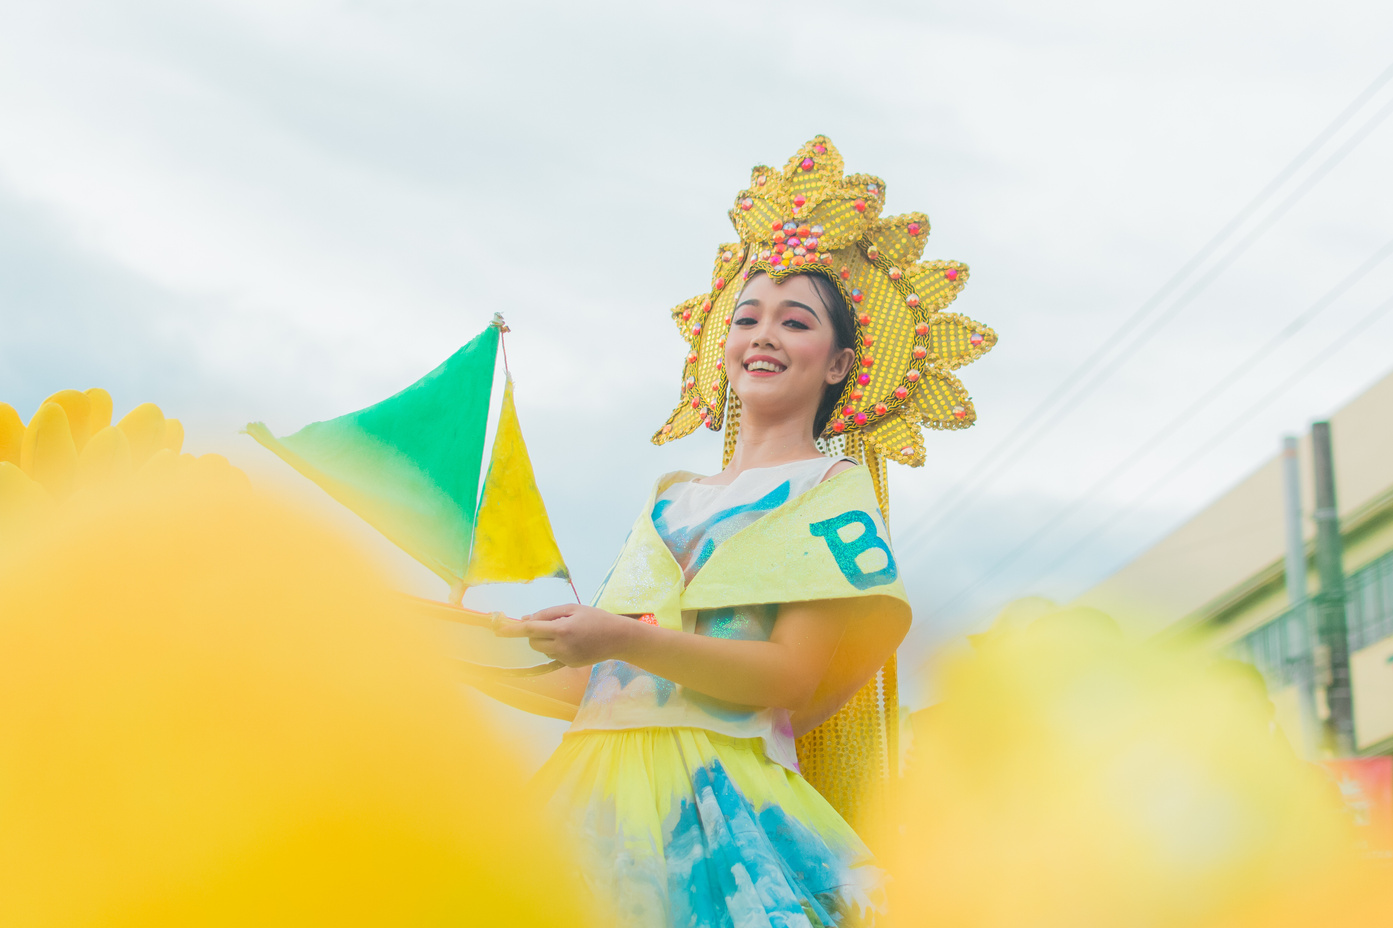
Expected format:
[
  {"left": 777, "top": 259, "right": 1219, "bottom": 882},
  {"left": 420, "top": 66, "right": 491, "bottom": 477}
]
[
  {"left": 733, "top": 297, "right": 823, "bottom": 320},
  {"left": 780, "top": 300, "right": 821, "bottom": 320}
]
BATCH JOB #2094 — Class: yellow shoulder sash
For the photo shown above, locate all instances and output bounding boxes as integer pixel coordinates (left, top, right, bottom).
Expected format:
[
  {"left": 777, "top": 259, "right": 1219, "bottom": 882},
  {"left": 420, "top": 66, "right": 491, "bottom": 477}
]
[{"left": 593, "top": 466, "right": 909, "bottom": 630}]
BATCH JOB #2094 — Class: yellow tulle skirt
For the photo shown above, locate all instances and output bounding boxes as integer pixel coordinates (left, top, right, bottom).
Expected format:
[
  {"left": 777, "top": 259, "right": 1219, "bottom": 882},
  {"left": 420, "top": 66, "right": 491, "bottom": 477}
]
[{"left": 531, "top": 727, "right": 886, "bottom": 928}]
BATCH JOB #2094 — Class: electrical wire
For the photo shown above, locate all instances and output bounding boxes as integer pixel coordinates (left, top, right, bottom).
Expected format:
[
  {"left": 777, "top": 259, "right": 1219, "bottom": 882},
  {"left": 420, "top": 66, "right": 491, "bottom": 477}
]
[
  {"left": 1030, "top": 292, "right": 1393, "bottom": 591},
  {"left": 933, "top": 289, "right": 1393, "bottom": 623},
  {"left": 896, "top": 64, "right": 1393, "bottom": 552},
  {"left": 910, "top": 235, "right": 1393, "bottom": 619}
]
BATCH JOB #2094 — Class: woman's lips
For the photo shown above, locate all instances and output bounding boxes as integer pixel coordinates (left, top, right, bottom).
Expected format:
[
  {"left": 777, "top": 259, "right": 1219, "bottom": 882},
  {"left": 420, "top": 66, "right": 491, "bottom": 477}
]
[{"left": 743, "top": 356, "right": 786, "bottom": 374}]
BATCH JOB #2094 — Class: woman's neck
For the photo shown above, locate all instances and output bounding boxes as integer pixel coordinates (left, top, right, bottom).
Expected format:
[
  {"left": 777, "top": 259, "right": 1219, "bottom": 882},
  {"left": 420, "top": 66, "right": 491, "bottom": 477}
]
[{"left": 707, "top": 409, "right": 823, "bottom": 484}]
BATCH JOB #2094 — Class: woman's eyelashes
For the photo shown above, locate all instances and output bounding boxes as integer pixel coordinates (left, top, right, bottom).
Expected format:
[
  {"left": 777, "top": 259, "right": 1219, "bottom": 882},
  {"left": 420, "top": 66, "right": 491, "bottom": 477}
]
[{"left": 730, "top": 314, "right": 812, "bottom": 330}]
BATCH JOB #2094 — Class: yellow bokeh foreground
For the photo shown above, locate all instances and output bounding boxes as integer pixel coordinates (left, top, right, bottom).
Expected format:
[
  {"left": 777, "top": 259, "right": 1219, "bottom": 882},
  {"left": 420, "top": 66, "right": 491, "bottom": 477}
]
[
  {"left": 0, "top": 475, "right": 592, "bottom": 926},
  {"left": 0, "top": 389, "right": 247, "bottom": 542},
  {"left": 890, "top": 605, "right": 1390, "bottom": 928}
]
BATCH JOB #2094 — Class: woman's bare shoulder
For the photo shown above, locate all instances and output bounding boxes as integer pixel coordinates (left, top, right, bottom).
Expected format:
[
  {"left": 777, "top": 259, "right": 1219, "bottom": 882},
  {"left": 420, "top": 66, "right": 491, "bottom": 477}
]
[{"left": 820, "top": 459, "right": 859, "bottom": 482}]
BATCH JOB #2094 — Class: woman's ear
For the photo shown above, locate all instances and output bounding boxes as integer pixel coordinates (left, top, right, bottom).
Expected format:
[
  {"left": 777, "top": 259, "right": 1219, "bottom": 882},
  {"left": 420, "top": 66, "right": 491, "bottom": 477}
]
[{"left": 826, "top": 346, "right": 856, "bottom": 383}]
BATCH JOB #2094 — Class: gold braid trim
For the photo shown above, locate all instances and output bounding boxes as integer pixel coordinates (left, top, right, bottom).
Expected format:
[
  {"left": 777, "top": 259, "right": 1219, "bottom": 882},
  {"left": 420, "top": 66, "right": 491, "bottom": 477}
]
[
  {"left": 721, "top": 390, "right": 741, "bottom": 468},
  {"left": 863, "top": 443, "right": 901, "bottom": 793},
  {"left": 795, "top": 671, "right": 888, "bottom": 836},
  {"left": 791, "top": 434, "right": 902, "bottom": 838}
]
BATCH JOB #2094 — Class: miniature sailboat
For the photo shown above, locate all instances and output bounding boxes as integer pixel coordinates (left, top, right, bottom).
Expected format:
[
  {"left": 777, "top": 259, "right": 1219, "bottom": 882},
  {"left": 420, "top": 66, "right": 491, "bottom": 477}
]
[{"left": 245, "top": 315, "right": 570, "bottom": 674}]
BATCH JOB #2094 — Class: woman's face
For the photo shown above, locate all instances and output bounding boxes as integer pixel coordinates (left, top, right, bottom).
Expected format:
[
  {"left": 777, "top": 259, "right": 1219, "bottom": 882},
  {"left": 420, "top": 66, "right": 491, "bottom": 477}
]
[{"left": 724, "top": 273, "right": 855, "bottom": 428}]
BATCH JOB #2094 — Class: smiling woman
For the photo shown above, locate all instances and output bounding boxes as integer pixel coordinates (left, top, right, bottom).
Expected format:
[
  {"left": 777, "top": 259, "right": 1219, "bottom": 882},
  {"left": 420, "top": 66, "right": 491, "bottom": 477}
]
[{"left": 474, "top": 136, "right": 995, "bottom": 928}]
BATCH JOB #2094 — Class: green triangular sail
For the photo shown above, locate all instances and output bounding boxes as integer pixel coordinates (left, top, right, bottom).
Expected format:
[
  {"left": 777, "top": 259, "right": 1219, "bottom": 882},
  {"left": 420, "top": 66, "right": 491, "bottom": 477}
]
[{"left": 246, "top": 324, "right": 499, "bottom": 588}]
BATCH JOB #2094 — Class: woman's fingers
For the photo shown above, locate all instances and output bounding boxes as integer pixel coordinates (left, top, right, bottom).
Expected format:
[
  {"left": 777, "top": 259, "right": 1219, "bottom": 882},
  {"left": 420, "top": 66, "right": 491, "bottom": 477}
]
[
  {"left": 525, "top": 603, "right": 577, "bottom": 623},
  {"left": 494, "top": 603, "right": 576, "bottom": 639},
  {"left": 493, "top": 619, "right": 528, "bottom": 638},
  {"left": 494, "top": 615, "right": 575, "bottom": 645},
  {"left": 490, "top": 604, "right": 604, "bottom": 666},
  {"left": 487, "top": 617, "right": 559, "bottom": 655},
  {"left": 495, "top": 619, "right": 552, "bottom": 639}
]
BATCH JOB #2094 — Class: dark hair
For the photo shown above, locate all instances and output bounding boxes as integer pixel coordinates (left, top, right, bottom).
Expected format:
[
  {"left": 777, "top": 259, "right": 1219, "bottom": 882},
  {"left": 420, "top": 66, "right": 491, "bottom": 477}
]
[{"left": 802, "top": 272, "right": 857, "bottom": 438}]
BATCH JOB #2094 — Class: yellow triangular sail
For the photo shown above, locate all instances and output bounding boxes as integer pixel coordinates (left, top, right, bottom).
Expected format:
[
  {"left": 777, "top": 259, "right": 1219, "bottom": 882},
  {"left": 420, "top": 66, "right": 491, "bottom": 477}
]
[{"left": 462, "top": 377, "right": 570, "bottom": 586}]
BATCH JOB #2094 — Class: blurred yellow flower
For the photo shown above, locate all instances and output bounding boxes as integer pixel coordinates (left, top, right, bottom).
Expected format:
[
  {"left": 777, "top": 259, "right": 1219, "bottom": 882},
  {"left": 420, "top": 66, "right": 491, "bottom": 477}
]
[
  {"left": 888, "top": 603, "right": 1390, "bottom": 928},
  {"left": 0, "top": 476, "right": 593, "bottom": 927},
  {"left": 0, "top": 390, "right": 245, "bottom": 542}
]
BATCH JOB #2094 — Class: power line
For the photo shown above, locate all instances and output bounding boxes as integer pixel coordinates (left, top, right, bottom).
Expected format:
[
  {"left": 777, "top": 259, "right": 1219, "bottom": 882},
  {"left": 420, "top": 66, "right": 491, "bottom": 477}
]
[
  {"left": 944, "top": 235, "right": 1393, "bottom": 594},
  {"left": 934, "top": 288, "right": 1393, "bottom": 623},
  {"left": 903, "top": 87, "right": 1393, "bottom": 550},
  {"left": 897, "top": 63, "right": 1393, "bottom": 552},
  {"left": 921, "top": 234, "right": 1393, "bottom": 616}
]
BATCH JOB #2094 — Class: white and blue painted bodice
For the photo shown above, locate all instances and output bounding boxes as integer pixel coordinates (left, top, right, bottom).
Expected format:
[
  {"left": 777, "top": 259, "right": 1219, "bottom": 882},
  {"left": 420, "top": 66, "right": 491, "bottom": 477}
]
[{"left": 567, "top": 456, "right": 853, "bottom": 772}]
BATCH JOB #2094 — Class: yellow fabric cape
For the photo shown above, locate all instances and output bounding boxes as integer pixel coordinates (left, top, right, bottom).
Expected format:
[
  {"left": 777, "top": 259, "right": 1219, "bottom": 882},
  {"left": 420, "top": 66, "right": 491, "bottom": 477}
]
[{"left": 592, "top": 465, "right": 909, "bottom": 632}]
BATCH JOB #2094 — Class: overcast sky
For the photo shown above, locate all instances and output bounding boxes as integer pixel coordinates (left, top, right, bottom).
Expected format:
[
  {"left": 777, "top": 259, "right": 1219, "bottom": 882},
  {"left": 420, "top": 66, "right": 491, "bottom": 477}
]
[{"left": 4, "top": 0, "right": 1393, "bottom": 713}]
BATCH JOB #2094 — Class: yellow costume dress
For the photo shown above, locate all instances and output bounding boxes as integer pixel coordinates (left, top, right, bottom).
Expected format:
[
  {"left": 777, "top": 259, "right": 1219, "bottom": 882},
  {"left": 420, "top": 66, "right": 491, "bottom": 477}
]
[{"left": 534, "top": 458, "right": 900, "bottom": 927}]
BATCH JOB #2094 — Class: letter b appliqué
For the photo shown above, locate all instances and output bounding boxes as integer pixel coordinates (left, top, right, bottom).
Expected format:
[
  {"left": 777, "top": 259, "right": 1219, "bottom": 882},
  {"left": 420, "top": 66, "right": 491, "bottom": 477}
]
[{"left": 808, "top": 510, "right": 898, "bottom": 590}]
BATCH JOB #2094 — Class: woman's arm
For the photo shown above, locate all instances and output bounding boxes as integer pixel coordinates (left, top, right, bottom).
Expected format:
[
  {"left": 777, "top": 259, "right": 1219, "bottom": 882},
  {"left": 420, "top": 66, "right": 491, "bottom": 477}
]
[
  {"left": 789, "top": 598, "right": 907, "bottom": 735},
  {"left": 496, "top": 599, "right": 872, "bottom": 712}
]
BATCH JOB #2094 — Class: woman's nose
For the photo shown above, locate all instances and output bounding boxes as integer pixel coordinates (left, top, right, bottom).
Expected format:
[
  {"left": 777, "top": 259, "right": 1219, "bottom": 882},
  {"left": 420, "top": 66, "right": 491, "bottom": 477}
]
[{"left": 750, "top": 322, "right": 780, "bottom": 346}]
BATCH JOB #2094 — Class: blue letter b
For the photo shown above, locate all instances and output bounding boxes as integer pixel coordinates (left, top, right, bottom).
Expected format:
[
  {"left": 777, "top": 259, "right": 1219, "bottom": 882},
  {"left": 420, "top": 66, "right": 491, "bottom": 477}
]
[{"left": 809, "top": 510, "right": 898, "bottom": 591}]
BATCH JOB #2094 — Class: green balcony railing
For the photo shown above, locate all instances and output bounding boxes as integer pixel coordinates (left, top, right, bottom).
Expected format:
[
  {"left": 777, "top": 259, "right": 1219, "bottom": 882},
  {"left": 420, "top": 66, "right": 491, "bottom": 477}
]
[
  {"left": 1345, "top": 549, "right": 1393, "bottom": 651},
  {"left": 1230, "top": 548, "right": 1393, "bottom": 689},
  {"left": 1229, "top": 603, "right": 1312, "bottom": 689}
]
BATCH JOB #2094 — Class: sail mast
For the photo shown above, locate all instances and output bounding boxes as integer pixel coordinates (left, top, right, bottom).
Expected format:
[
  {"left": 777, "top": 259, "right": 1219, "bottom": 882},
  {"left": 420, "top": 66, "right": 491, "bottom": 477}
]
[{"left": 460, "top": 317, "right": 574, "bottom": 595}]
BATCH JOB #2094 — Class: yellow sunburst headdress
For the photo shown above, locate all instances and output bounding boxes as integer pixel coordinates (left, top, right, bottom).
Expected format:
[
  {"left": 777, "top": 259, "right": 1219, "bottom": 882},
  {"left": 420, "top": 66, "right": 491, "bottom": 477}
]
[
  {"left": 652, "top": 136, "right": 997, "bottom": 830},
  {"left": 654, "top": 135, "right": 996, "bottom": 472}
]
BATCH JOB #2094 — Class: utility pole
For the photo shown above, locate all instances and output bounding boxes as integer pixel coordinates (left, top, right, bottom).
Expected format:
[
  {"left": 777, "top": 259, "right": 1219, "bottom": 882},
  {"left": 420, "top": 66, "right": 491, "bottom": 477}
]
[
  {"left": 1281, "top": 437, "right": 1307, "bottom": 606},
  {"left": 1310, "top": 421, "right": 1355, "bottom": 756},
  {"left": 1280, "top": 436, "right": 1317, "bottom": 757}
]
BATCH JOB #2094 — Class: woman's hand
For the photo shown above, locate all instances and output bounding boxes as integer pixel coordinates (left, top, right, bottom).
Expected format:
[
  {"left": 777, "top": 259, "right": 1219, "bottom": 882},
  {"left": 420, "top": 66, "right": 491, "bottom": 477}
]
[
  {"left": 493, "top": 604, "right": 639, "bottom": 667},
  {"left": 493, "top": 597, "right": 902, "bottom": 716}
]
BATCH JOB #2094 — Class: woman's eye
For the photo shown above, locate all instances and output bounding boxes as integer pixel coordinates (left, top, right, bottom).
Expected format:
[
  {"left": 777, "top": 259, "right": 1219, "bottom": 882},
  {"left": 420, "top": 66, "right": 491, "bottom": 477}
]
[
  {"left": 733, "top": 317, "right": 756, "bottom": 326},
  {"left": 783, "top": 319, "right": 809, "bottom": 330}
]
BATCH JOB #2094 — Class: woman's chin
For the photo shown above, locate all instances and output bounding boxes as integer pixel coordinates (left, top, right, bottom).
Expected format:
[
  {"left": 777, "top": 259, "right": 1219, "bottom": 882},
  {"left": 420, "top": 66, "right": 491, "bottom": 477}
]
[
  {"left": 730, "top": 378, "right": 790, "bottom": 403},
  {"left": 731, "top": 385, "right": 814, "bottom": 420}
]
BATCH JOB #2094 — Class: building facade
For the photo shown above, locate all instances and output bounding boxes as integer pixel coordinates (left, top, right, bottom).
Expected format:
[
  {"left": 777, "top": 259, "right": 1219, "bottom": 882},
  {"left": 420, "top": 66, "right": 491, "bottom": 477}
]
[{"left": 1077, "top": 369, "right": 1393, "bottom": 760}]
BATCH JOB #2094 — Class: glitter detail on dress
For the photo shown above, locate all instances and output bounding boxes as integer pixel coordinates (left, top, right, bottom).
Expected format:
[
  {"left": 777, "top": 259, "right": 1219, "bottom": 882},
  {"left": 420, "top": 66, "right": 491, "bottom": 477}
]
[{"left": 568, "top": 457, "right": 851, "bottom": 773}]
